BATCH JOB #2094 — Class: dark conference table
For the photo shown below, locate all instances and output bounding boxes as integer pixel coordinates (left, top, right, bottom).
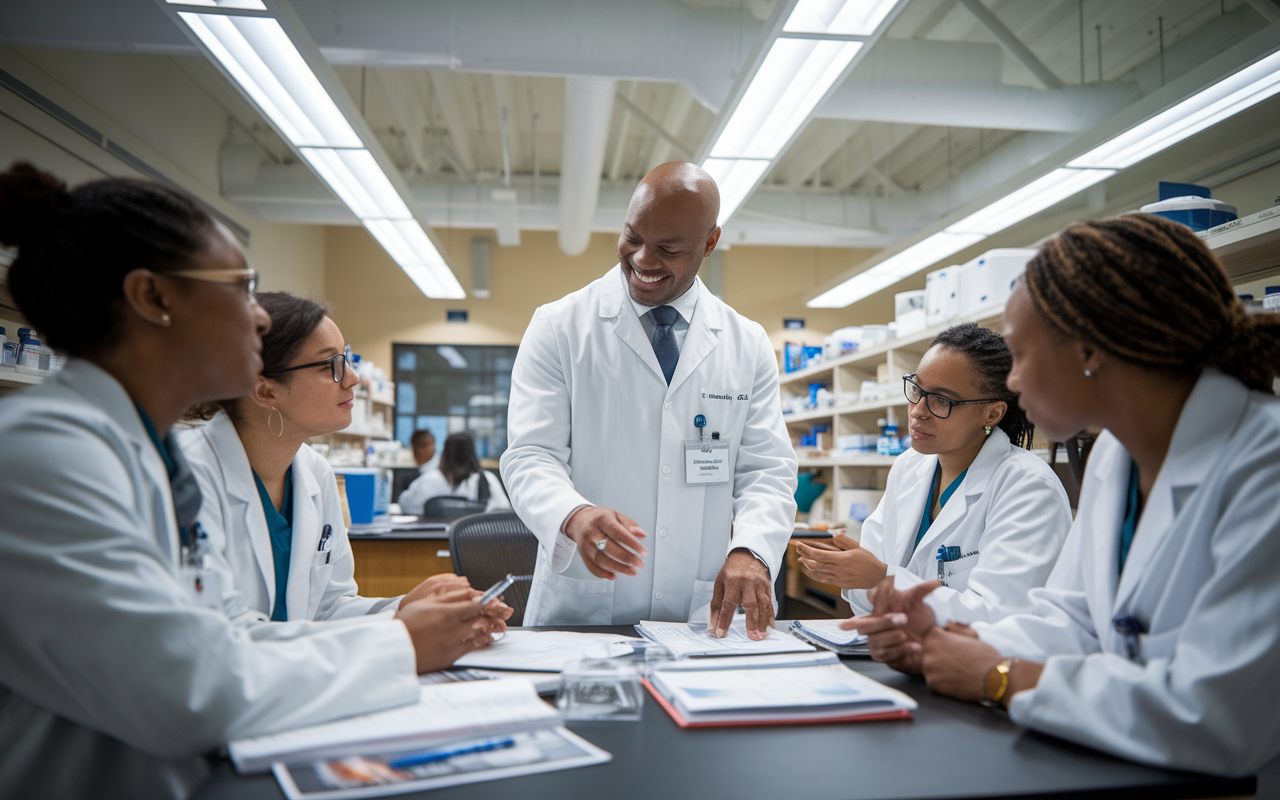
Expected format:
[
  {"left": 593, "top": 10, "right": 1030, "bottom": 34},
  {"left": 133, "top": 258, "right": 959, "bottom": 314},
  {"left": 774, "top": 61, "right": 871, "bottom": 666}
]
[{"left": 192, "top": 626, "right": 1256, "bottom": 800}]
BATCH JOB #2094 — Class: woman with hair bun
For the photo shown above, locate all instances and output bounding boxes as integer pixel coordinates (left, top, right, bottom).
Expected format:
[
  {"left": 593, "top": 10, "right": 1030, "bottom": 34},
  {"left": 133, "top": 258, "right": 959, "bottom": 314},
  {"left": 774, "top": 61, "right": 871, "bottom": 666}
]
[
  {"left": 797, "top": 321, "right": 1072, "bottom": 672},
  {"left": 0, "top": 162, "right": 504, "bottom": 798},
  {"left": 853, "top": 212, "right": 1280, "bottom": 777}
]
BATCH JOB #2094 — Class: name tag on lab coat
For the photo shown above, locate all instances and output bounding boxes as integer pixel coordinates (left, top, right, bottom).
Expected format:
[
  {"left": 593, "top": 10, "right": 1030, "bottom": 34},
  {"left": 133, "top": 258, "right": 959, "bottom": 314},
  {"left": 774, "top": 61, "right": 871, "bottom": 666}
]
[{"left": 684, "top": 440, "right": 730, "bottom": 485}]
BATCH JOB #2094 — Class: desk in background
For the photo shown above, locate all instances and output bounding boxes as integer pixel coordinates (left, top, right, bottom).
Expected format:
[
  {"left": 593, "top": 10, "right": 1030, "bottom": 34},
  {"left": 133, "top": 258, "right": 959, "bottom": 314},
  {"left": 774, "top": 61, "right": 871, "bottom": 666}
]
[
  {"left": 348, "top": 518, "right": 452, "bottom": 597},
  {"left": 192, "top": 624, "right": 1254, "bottom": 800}
]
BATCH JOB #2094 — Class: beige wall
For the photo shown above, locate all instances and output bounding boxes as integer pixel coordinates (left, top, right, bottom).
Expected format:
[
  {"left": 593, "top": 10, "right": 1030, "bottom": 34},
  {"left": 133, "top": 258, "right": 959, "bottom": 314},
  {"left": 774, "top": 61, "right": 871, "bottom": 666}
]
[
  {"left": 324, "top": 224, "right": 886, "bottom": 370},
  {"left": 247, "top": 221, "right": 326, "bottom": 298}
]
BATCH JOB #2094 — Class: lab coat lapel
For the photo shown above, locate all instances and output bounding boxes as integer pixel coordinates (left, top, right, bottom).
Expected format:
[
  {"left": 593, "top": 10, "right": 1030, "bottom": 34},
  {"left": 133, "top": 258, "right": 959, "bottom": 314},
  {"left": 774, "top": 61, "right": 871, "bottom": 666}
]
[
  {"left": 208, "top": 414, "right": 277, "bottom": 606},
  {"left": 890, "top": 455, "right": 935, "bottom": 568},
  {"left": 599, "top": 265, "right": 667, "bottom": 385},
  {"left": 666, "top": 281, "right": 722, "bottom": 396},
  {"left": 286, "top": 458, "right": 324, "bottom": 620},
  {"left": 914, "top": 428, "right": 1008, "bottom": 558},
  {"left": 1112, "top": 369, "right": 1249, "bottom": 614}
]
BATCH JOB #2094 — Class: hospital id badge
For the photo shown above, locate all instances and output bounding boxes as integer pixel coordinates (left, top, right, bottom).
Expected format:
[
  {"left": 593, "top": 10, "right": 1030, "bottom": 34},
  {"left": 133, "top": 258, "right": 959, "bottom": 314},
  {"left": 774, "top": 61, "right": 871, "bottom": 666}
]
[
  {"left": 180, "top": 564, "right": 222, "bottom": 610},
  {"left": 684, "top": 440, "right": 730, "bottom": 485}
]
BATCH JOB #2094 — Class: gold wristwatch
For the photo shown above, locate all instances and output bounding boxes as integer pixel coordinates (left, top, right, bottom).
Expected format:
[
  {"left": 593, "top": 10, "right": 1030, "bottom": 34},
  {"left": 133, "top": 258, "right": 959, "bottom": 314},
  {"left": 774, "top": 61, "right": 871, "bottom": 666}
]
[{"left": 982, "top": 658, "right": 1016, "bottom": 707}]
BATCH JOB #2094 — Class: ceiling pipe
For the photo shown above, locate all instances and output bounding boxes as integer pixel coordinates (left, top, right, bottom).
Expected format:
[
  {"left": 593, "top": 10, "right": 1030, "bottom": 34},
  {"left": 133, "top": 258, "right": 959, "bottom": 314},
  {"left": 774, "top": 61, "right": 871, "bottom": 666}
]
[{"left": 558, "top": 77, "right": 616, "bottom": 256}]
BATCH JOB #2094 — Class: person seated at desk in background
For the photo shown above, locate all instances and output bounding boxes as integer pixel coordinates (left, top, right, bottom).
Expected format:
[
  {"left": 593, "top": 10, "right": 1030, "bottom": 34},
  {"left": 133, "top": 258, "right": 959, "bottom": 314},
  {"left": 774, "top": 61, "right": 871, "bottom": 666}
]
[
  {"left": 178, "top": 292, "right": 482, "bottom": 626},
  {"left": 0, "top": 163, "right": 507, "bottom": 799},
  {"left": 851, "top": 212, "right": 1280, "bottom": 778},
  {"left": 398, "top": 431, "right": 511, "bottom": 515},
  {"left": 410, "top": 427, "right": 438, "bottom": 474},
  {"left": 500, "top": 161, "right": 797, "bottom": 637},
  {"left": 797, "top": 322, "right": 1072, "bottom": 640}
]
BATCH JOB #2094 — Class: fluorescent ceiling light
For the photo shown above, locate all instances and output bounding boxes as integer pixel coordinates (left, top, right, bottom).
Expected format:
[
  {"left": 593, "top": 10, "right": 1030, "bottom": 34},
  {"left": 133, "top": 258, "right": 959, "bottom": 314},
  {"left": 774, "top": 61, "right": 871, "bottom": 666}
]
[
  {"left": 298, "top": 148, "right": 413, "bottom": 221},
  {"left": 1070, "top": 49, "right": 1280, "bottom": 169},
  {"left": 711, "top": 38, "right": 862, "bottom": 160},
  {"left": 784, "top": 0, "right": 898, "bottom": 36},
  {"left": 703, "top": 158, "right": 771, "bottom": 227},
  {"left": 946, "top": 168, "right": 1114, "bottom": 236},
  {"left": 178, "top": 13, "right": 359, "bottom": 148},
  {"left": 364, "top": 219, "right": 466, "bottom": 300},
  {"left": 169, "top": 0, "right": 266, "bottom": 9},
  {"left": 809, "top": 231, "right": 984, "bottom": 307}
]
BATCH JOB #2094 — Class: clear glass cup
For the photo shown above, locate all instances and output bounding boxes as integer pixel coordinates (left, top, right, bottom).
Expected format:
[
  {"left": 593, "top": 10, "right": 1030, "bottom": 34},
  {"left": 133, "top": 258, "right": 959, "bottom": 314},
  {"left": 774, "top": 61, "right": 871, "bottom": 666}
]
[
  {"left": 555, "top": 658, "right": 644, "bottom": 721},
  {"left": 580, "top": 640, "right": 676, "bottom": 676}
]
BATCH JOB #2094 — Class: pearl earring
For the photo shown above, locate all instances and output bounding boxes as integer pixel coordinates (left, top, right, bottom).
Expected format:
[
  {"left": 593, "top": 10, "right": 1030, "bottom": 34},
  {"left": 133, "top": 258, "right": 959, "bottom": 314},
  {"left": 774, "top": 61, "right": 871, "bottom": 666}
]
[
  {"left": 161, "top": 313, "right": 171, "bottom": 324},
  {"left": 1084, "top": 369, "right": 1092, "bottom": 377}
]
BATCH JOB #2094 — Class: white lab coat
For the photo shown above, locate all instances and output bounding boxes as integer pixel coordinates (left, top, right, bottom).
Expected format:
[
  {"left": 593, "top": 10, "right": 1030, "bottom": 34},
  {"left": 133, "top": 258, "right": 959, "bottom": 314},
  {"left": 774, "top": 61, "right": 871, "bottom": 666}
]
[
  {"left": 500, "top": 266, "right": 797, "bottom": 625},
  {"left": 398, "top": 468, "right": 511, "bottom": 516},
  {"left": 177, "top": 411, "right": 400, "bottom": 626},
  {"left": 845, "top": 427, "right": 1073, "bottom": 623},
  {"left": 0, "top": 360, "right": 419, "bottom": 798},
  {"left": 974, "top": 368, "right": 1280, "bottom": 777}
]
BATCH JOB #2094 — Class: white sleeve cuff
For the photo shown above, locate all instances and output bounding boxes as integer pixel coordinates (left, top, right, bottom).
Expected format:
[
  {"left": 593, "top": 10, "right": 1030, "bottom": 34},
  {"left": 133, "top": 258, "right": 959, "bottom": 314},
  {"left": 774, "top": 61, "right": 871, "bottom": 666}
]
[{"left": 551, "top": 531, "right": 578, "bottom": 573}]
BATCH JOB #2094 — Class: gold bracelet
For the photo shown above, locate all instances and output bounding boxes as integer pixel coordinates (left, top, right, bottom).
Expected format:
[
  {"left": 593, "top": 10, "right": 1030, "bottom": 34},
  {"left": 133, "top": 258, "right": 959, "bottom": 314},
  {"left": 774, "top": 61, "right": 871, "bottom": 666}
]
[{"left": 982, "top": 658, "right": 1016, "bottom": 707}]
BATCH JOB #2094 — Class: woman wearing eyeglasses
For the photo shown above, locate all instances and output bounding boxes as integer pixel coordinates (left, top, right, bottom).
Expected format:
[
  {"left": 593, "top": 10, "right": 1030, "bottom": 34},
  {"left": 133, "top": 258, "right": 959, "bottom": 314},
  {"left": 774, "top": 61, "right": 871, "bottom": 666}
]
[
  {"left": 0, "top": 163, "right": 504, "bottom": 798},
  {"left": 797, "top": 322, "right": 1072, "bottom": 666},
  {"left": 178, "top": 292, "right": 490, "bottom": 625}
]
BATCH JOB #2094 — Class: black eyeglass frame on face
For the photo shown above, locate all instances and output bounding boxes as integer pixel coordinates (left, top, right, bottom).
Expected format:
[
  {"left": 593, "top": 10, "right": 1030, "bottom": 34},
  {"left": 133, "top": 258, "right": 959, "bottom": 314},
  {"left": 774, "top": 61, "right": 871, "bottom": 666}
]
[
  {"left": 166, "top": 268, "right": 259, "bottom": 299},
  {"left": 265, "top": 344, "right": 354, "bottom": 383},
  {"left": 902, "top": 373, "right": 1003, "bottom": 420}
]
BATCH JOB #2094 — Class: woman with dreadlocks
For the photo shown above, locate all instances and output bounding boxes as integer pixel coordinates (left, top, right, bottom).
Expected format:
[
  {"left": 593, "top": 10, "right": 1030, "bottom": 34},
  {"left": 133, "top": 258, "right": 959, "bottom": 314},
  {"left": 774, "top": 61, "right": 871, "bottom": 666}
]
[
  {"left": 851, "top": 212, "right": 1280, "bottom": 778},
  {"left": 798, "top": 320, "right": 1073, "bottom": 666}
]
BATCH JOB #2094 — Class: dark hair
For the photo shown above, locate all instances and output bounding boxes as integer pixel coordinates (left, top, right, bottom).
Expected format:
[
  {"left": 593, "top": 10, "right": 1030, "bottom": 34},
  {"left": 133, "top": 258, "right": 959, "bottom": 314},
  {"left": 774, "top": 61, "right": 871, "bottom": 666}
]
[
  {"left": 439, "top": 432, "right": 481, "bottom": 490},
  {"left": 0, "top": 161, "right": 215, "bottom": 357},
  {"left": 187, "top": 291, "right": 329, "bottom": 420},
  {"left": 1024, "top": 212, "right": 1280, "bottom": 392},
  {"left": 410, "top": 429, "right": 436, "bottom": 448},
  {"left": 930, "top": 321, "right": 1034, "bottom": 449}
]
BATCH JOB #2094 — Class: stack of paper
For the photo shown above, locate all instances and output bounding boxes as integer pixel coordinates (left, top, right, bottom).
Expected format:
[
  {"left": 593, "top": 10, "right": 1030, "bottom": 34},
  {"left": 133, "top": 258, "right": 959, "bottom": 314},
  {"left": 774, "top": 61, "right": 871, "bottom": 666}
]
[
  {"left": 645, "top": 651, "right": 916, "bottom": 727},
  {"left": 452, "top": 630, "right": 640, "bottom": 672},
  {"left": 635, "top": 619, "right": 816, "bottom": 658},
  {"left": 788, "top": 619, "right": 870, "bottom": 656},
  {"left": 228, "top": 679, "right": 561, "bottom": 774}
]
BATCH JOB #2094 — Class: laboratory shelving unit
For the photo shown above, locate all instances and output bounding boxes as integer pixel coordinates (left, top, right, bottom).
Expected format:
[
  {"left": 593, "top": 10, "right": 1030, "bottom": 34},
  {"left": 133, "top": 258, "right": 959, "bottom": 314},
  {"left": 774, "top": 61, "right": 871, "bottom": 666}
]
[
  {"left": 311, "top": 380, "right": 398, "bottom": 467},
  {"left": 780, "top": 206, "right": 1280, "bottom": 529}
]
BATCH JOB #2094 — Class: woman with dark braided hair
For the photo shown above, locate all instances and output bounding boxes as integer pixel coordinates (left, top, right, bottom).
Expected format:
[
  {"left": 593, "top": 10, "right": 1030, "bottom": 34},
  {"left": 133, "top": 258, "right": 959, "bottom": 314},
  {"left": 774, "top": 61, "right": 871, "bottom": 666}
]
[
  {"left": 798, "top": 321, "right": 1072, "bottom": 673},
  {"left": 853, "top": 212, "right": 1280, "bottom": 778}
]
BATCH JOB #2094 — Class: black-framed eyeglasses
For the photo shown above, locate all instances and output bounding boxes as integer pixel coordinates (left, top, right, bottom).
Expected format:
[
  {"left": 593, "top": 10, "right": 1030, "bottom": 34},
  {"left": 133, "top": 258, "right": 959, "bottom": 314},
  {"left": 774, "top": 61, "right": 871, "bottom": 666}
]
[
  {"left": 167, "top": 268, "right": 258, "bottom": 300},
  {"left": 267, "top": 345, "right": 354, "bottom": 383},
  {"left": 903, "top": 373, "right": 1002, "bottom": 419}
]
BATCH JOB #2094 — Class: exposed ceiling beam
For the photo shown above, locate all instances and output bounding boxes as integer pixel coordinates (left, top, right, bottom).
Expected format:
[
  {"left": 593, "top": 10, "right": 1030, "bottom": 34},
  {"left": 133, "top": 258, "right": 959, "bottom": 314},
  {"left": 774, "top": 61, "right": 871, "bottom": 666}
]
[
  {"left": 613, "top": 90, "right": 694, "bottom": 160},
  {"left": 427, "top": 70, "right": 475, "bottom": 175},
  {"left": 954, "top": 0, "right": 1065, "bottom": 90},
  {"left": 645, "top": 88, "right": 696, "bottom": 171},
  {"left": 778, "top": 120, "right": 862, "bottom": 187},
  {"left": 833, "top": 123, "right": 921, "bottom": 191},
  {"left": 374, "top": 68, "right": 431, "bottom": 175},
  {"left": 608, "top": 81, "right": 639, "bottom": 181}
]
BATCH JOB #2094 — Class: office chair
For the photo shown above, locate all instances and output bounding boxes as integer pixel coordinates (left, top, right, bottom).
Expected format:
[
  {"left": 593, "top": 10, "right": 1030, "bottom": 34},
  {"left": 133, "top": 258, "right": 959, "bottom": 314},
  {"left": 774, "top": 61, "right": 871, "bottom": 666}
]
[
  {"left": 389, "top": 467, "right": 420, "bottom": 503},
  {"left": 421, "top": 495, "right": 488, "bottom": 521},
  {"left": 448, "top": 512, "right": 539, "bottom": 626}
]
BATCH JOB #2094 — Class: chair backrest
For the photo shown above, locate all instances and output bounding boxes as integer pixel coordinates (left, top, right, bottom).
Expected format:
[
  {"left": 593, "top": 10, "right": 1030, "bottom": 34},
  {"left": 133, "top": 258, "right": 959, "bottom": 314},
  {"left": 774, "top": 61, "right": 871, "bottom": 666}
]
[
  {"left": 390, "top": 467, "right": 420, "bottom": 503},
  {"left": 422, "top": 495, "right": 488, "bottom": 521},
  {"left": 449, "top": 512, "right": 539, "bottom": 626}
]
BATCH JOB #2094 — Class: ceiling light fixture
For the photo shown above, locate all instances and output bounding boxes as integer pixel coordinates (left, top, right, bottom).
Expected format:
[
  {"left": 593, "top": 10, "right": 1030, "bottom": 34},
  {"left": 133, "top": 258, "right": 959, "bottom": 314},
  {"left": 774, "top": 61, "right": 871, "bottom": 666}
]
[
  {"left": 701, "top": 0, "right": 903, "bottom": 226},
  {"left": 809, "top": 47, "right": 1280, "bottom": 308},
  {"left": 165, "top": 1, "right": 465, "bottom": 299}
]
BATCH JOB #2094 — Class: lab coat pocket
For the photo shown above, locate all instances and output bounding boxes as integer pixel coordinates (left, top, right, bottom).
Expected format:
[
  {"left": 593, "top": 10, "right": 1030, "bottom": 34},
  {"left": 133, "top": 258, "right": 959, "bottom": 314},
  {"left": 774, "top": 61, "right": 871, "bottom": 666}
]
[
  {"left": 943, "top": 553, "right": 980, "bottom": 587},
  {"left": 307, "top": 564, "right": 333, "bottom": 619},
  {"left": 532, "top": 572, "right": 614, "bottom": 625},
  {"left": 1139, "top": 626, "right": 1180, "bottom": 663},
  {"left": 687, "top": 579, "right": 717, "bottom": 630}
]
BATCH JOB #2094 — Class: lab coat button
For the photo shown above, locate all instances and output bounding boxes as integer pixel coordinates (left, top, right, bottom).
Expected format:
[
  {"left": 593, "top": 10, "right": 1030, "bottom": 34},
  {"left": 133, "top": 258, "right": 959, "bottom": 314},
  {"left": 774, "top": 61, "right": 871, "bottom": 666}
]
[
  {"left": 659, "top": 528, "right": 668, "bottom": 537},
  {"left": 664, "top": 401, "right": 672, "bottom": 410},
  {"left": 661, "top": 464, "right": 671, "bottom": 475},
  {"left": 655, "top": 591, "right": 664, "bottom": 600}
]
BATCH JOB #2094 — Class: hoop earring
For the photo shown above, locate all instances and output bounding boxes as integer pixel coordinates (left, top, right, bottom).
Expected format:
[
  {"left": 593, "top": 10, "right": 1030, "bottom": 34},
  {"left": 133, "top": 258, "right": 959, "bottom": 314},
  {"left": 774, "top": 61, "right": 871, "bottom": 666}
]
[
  {"left": 984, "top": 425, "right": 992, "bottom": 436},
  {"left": 267, "top": 407, "right": 284, "bottom": 438}
]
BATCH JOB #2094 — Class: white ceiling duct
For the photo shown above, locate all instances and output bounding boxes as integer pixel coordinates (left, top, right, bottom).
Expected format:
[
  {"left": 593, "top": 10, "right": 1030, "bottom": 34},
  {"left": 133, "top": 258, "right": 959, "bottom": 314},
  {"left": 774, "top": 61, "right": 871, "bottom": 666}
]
[{"left": 558, "top": 77, "right": 616, "bottom": 257}]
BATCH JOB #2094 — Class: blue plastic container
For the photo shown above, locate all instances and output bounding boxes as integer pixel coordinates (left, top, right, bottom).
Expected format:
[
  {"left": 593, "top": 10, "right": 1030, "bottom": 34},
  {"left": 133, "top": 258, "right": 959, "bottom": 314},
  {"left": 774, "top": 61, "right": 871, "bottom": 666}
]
[
  {"left": 1140, "top": 196, "right": 1237, "bottom": 232},
  {"left": 336, "top": 468, "right": 378, "bottom": 524}
]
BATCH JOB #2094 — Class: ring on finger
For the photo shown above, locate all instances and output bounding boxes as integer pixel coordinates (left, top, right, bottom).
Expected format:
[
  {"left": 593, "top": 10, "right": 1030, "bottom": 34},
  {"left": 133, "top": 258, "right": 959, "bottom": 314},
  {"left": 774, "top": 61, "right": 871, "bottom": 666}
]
[{"left": 596, "top": 538, "right": 608, "bottom": 552}]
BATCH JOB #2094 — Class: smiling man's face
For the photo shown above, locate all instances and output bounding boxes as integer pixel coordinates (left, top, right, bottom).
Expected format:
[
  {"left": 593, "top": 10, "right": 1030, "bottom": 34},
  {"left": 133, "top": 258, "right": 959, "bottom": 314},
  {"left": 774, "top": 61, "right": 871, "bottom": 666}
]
[{"left": 617, "top": 162, "right": 721, "bottom": 307}]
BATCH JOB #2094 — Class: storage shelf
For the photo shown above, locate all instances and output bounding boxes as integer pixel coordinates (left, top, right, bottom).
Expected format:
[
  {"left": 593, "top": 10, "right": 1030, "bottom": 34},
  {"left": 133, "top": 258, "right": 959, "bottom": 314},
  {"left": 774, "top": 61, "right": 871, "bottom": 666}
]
[
  {"left": 784, "top": 398, "right": 910, "bottom": 424},
  {"left": 0, "top": 369, "right": 43, "bottom": 389},
  {"left": 1201, "top": 207, "right": 1280, "bottom": 284},
  {"left": 798, "top": 454, "right": 898, "bottom": 468},
  {"left": 779, "top": 304, "right": 1005, "bottom": 387}
]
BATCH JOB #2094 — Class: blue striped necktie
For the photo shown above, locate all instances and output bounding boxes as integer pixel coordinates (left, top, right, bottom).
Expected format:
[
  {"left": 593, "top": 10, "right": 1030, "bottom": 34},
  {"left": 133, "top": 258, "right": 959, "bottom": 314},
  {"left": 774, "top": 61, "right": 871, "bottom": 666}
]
[{"left": 650, "top": 305, "right": 680, "bottom": 385}]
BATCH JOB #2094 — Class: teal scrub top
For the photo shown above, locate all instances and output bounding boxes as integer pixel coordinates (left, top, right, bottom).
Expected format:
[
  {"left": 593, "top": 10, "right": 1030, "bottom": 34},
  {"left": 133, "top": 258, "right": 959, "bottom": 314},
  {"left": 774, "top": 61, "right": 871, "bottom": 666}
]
[
  {"left": 253, "top": 468, "right": 294, "bottom": 622},
  {"left": 1118, "top": 462, "right": 1141, "bottom": 573},
  {"left": 914, "top": 464, "right": 968, "bottom": 551}
]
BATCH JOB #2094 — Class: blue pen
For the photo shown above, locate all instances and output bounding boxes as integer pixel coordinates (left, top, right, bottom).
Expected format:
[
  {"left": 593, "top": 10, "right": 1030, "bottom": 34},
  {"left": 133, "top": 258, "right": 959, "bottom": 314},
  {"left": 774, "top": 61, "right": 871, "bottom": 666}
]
[
  {"left": 386, "top": 736, "right": 517, "bottom": 769},
  {"left": 319, "top": 524, "right": 333, "bottom": 564}
]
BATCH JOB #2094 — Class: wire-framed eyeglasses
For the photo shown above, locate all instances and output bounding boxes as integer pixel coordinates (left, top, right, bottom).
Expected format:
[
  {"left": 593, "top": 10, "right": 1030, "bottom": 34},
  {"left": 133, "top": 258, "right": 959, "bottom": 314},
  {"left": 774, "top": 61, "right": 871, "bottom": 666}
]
[
  {"left": 267, "top": 345, "right": 354, "bottom": 383},
  {"left": 903, "top": 373, "right": 1002, "bottom": 419}
]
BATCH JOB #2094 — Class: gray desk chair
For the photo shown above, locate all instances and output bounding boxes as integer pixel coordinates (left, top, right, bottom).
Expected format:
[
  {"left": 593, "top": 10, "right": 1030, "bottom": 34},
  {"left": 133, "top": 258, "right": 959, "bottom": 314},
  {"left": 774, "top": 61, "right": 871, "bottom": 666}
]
[
  {"left": 448, "top": 512, "right": 538, "bottom": 626},
  {"left": 421, "top": 495, "right": 487, "bottom": 521}
]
